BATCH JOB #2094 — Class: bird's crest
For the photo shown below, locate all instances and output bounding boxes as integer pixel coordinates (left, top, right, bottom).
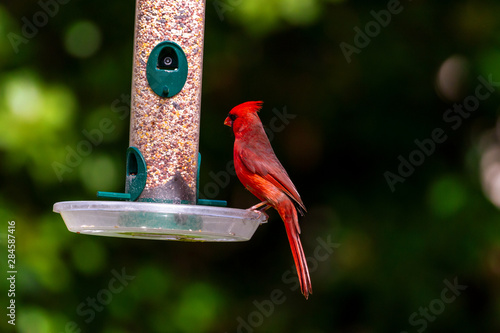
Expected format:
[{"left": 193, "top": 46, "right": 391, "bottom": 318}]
[{"left": 230, "top": 101, "right": 263, "bottom": 116}]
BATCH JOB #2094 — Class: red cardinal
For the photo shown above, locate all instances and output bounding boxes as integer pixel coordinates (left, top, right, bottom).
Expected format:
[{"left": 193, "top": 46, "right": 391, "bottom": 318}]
[{"left": 224, "top": 101, "right": 312, "bottom": 299}]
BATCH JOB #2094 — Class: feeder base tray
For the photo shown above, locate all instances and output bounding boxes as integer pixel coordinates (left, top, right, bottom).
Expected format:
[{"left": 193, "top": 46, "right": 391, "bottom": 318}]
[{"left": 53, "top": 201, "right": 267, "bottom": 242}]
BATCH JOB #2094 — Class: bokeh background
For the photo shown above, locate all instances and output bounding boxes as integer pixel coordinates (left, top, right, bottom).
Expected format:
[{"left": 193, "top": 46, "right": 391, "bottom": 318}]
[{"left": 2, "top": 0, "right": 500, "bottom": 332}]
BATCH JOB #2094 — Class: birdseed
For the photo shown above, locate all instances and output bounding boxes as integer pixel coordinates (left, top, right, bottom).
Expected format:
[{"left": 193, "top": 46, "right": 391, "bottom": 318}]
[{"left": 129, "top": 0, "right": 205, "bottom": 203}]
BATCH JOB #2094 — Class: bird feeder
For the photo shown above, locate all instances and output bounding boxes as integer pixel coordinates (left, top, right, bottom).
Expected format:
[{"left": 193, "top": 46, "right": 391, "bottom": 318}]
[{"left": 53, "top": 0, "right": 267, "bottom": 241}]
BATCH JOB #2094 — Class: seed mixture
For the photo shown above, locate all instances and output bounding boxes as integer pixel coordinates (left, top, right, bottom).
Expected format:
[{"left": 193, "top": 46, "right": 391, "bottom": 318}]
[{"left": 129, "top": 0, "right": 205, "bottom": 203}]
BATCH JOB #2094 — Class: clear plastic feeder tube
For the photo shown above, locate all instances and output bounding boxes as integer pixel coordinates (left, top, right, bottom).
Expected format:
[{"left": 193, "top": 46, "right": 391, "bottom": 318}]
[{"left": 130, "top": 0, "right": 206, "bottom": 203}]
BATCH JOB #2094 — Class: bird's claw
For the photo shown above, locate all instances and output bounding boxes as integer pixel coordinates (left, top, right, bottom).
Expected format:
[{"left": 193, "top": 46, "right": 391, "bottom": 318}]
[
  {"left": 247, "top": 201, "right": 271, "bottom": 211},
  {"left": 246, "top": 207, "right": 269, "bottom": 220}
]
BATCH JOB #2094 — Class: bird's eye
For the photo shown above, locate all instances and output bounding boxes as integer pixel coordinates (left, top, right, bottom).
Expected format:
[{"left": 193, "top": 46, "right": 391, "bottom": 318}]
[{"left": 228, "top": 114, "right": 237, "bottom": 121}]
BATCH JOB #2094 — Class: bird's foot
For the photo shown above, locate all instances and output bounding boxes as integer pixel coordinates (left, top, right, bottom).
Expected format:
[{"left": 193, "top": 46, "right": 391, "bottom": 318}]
[{"left": 247, "top": 201, "right": 271, "bottom": 212}]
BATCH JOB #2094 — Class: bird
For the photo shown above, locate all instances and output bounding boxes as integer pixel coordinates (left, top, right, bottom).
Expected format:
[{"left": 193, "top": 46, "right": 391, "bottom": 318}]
[{"left": 224, "top": 101, "right": 312, "bottom": 299}]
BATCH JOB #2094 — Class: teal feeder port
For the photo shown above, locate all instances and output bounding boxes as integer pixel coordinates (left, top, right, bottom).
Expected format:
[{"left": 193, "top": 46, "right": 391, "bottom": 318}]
[
  {"left": 146, "top": 41, "right": 188, "bottom": 98},
  {"left": 96, "top": 147, "right": 147, "bottom": 201},
  {"left": 53, "top": 0, "right": 268, "bottom": 242}
]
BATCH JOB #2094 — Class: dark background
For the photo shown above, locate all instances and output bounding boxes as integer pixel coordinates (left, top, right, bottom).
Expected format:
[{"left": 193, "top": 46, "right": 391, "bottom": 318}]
[{"left": 1, "top": 0, "right": 500, "bottom": 332}]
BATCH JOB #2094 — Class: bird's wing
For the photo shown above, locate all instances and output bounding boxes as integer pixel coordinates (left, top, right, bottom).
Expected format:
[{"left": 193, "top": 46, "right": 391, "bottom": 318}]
[{"left": 238, "top": 140, "right": 306, "bottom": 214}]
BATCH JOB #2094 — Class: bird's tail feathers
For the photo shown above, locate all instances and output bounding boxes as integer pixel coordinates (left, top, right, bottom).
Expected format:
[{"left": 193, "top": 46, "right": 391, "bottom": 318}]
[{"left": 278, "top": 199, "right": 312, "bottom": 299}]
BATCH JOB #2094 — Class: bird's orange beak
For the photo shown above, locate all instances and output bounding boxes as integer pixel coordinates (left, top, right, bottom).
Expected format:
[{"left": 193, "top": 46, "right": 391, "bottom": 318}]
[{"left": 224, "top": 117, "right": 232, "bottom": 127}]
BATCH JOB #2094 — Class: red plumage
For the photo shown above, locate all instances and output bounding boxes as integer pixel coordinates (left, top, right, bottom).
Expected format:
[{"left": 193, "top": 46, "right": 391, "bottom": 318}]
[{"left": 224, "top": 101, "right": 312, "bottom": 299}]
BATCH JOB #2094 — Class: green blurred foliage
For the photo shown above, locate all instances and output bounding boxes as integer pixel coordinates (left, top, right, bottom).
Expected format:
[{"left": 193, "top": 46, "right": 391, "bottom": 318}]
[{"left": 1, "top": 0, "right": 500, "bottom": 332}]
